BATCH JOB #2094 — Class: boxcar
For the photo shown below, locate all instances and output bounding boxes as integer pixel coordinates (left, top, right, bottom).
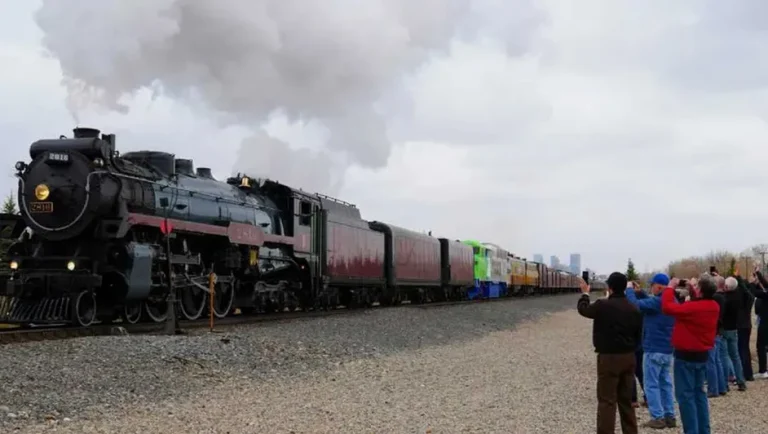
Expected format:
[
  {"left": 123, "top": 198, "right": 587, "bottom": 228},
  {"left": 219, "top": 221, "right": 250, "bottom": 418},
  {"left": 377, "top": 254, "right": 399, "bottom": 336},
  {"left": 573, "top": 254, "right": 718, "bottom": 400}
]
[
  {"left": 568, "top": 273, "right": 579, "bottom": 292},
  {"left": 438, "top": 238, "right": 474, "bottom": 299},
  {"left": 369, "top": 222, "right": 441, "bottom": 303},
  {"left": 509, "top": 257, "right": 526, "bottom": 294},
  {"left": 524, "top": 261, "right": 538, "bottom": 293},
  {"left": 547, "top": 268, "right": 557, "bottom": 294}
]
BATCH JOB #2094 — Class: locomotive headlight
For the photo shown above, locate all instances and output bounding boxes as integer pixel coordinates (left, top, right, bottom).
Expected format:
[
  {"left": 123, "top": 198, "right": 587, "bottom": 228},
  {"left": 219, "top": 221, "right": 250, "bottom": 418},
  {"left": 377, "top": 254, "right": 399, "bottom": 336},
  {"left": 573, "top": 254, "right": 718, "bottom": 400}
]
[
  {"left": 15, "top": 161, "right": 26, "bottom": 171},
  {"left": 34, "top": 184, "right": 50, "bottom": 201},
  {"left": 93, "top": 157, "right": 104, "bottom": 167},
  {"left": 9, "top": 260, "right": 18, "bottom": 270},
  {"left": 66, "top": 261, "right": 75, "bottom": 271}
]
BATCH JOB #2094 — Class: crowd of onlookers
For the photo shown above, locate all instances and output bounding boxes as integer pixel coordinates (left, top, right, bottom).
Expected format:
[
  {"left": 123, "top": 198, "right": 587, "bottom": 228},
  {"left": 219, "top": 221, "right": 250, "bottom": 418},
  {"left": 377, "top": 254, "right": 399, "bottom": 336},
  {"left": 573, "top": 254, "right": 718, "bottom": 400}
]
[{"left": 577, "top": 265, "right": 767, "bottom": 434}]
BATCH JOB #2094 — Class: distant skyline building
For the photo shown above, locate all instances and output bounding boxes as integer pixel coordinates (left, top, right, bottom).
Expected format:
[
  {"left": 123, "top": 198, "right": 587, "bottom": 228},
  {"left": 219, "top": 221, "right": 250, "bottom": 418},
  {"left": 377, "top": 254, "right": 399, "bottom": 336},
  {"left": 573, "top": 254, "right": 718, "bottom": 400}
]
[
  {"left": 533, "top": 254, "right": 544, "bottom": 263},
  {"left": 569, "top": 253, "right": 581, "bottom": 276},
  {"left": 550, "top": 255, "right": 560, "bottom": 268}
]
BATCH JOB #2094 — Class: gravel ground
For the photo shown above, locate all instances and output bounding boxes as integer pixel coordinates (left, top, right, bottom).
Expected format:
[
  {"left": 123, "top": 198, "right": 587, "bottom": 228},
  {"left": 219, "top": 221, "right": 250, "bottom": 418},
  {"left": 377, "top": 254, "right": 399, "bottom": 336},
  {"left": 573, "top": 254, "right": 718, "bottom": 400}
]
[
  {"left": 0, "top": 294, "right": 573, "bottom": 432},
  {"left": 4, "top": 293, "right": 768, "bottom": 433}
]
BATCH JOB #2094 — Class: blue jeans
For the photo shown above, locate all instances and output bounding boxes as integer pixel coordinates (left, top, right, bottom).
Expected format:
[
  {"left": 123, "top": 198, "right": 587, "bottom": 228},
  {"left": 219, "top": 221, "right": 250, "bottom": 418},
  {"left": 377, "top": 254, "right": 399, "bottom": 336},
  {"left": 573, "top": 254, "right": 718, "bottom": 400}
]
[
  {"left": 718, "top": 336, "right": 734, "bottom": 386},
  {"left": 674, "top": 358, "right": 710, "bottom": 434},
  {"left": 706, "top": 336, "right": 727, "bottom": 395},
  {"left": 643, "top": 352, "right": 675, "bottom": 419},
  {"left": 722, "top": 330, "right": 745, "bottom": 384}
]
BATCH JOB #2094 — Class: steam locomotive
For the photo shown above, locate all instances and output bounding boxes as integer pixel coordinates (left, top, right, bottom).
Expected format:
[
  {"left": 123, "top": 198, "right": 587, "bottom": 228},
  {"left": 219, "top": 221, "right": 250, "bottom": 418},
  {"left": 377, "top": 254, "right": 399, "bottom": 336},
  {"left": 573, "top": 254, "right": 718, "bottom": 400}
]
[{"left": 0, "top": 128, "right": 581, "bottom": 327}]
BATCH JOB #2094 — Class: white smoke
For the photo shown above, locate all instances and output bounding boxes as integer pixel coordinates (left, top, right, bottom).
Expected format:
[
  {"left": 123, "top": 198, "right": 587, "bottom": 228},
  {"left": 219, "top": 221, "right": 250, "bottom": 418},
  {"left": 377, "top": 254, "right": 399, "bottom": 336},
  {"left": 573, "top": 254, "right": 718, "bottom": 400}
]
[{"left": 34, "top": 0, "right": 543, "bottom": 193}]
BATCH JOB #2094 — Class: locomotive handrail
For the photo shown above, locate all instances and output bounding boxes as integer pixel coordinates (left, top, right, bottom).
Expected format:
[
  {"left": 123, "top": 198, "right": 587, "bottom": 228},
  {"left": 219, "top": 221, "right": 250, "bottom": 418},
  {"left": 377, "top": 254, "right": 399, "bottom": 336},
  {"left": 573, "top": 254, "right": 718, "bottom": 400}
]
[
  {"left": 108, "top": 171, "right": 283, "bottom": 214},
  {"left": 316, "top": 193, "right": 356, "bottom": 208},
  {"left": 17, "top": 170, "right": 107, "bottom": 233}
]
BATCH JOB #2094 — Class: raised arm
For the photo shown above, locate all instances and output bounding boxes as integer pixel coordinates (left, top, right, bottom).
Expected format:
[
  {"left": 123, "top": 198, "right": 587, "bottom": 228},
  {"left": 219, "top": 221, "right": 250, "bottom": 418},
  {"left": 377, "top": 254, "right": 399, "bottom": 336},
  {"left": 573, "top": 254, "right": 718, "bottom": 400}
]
[
  {"left": 736, "top": 276, "right": 755, "bottom": 308},
  {"left": 750, "top": 281, "right": 768, "bottom": 299},
  {"left": 625, "top": 288, "right": 661, "bottom": 313},
  {"left": 661, "top": 286, "right": 694, "bottom": 318},
  {"left": 577, "top": 294, "right": 601, "bottom": 319},
  {"left": 756, "top": 271, "right": 768, "bottom": 290}
]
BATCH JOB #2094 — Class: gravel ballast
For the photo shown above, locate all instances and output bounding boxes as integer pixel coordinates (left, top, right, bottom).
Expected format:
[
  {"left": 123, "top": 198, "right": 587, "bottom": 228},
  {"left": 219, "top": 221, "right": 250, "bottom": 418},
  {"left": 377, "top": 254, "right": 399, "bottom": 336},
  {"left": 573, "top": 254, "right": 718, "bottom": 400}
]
[
  {"left": 0, "top": 295, "right": 571, "bottom": 430},
  {"left": 4, "top": 293, "right": 768, "bottom": 433}
]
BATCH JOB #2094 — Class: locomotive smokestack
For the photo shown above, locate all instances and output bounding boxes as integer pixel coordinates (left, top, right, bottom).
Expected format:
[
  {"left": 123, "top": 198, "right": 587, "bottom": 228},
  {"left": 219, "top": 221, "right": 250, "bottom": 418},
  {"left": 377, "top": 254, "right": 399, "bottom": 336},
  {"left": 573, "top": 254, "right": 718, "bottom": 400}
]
[
  {"left": 175, "top": 159, "right": 194, "bottom": 176},
  {"left": 196, "top": 167, "right": 214, "bottom": 179},
  {"left": 73, "top": 127, "right": 100, "bottom": 138}
]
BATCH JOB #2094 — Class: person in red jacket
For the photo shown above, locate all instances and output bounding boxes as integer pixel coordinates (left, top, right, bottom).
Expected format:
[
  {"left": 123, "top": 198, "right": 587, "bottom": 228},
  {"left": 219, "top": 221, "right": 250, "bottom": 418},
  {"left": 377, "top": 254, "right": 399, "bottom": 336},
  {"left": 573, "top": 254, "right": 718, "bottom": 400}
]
[{"left": 661, "top": 276, "right": 719, "bottom": 434}]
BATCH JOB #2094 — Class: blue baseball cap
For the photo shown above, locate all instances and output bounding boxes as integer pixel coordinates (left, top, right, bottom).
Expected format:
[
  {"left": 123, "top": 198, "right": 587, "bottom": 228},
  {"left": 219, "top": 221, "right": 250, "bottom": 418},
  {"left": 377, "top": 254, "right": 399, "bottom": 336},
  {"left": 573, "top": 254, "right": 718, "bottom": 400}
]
[{"left": 649, "top": 273, "right": 670, "bottom": 286}]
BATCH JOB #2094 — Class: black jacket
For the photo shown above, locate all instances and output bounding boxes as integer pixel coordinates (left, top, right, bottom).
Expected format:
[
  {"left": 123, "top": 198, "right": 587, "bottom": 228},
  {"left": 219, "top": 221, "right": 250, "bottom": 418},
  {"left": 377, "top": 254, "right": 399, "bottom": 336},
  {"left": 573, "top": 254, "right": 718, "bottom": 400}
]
[
  {"left": 577, "top": 292, "right": 642, "bottom": 354},
  {"left": 750, "top": 271, "right": 768, "bottom": 321},
  {"left": 722, "top": 290, "right": 742, "bottom": 330},
  {"left": 712, "top": 292, "right": 726, "bottom": 334},
  {"left": 736, "top": 276, "right": 755, "bottom": 329}
]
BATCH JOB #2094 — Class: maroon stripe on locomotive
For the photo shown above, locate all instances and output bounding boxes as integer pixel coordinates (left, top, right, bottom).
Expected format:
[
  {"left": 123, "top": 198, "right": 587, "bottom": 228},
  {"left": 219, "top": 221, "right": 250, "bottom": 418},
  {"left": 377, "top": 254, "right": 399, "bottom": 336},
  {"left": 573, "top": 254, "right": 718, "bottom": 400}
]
[{"left": 124, "top": 212, "right": 294, "bottom": 246}]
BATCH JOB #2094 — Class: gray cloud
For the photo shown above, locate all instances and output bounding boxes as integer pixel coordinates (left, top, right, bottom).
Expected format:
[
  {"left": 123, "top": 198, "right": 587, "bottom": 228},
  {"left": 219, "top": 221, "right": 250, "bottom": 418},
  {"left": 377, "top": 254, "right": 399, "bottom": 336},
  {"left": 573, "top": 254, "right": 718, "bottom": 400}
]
[{"left": 33, "top": 0, "right": 543, "bottom": 193}]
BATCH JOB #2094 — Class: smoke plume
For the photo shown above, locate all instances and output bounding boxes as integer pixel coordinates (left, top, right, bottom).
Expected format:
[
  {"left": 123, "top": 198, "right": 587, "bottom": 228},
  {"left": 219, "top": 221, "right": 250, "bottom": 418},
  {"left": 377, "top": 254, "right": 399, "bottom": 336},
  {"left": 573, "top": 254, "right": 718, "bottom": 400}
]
[{"left": 35, "top": 0, "right": 542, "bottom": 193}]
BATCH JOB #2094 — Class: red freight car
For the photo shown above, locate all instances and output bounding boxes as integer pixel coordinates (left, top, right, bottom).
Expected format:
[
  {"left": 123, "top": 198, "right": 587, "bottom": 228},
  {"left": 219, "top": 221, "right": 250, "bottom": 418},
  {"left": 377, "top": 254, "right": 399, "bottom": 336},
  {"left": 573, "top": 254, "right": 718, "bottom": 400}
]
[
  {"left": 322, "top": 198, "right": 385, "bottom": 286},
  {"left": 369, "top": 221, "right": 441, "bottom": 303},
  {"left": 438, "top": 238, "right": 474, "bottom": 298}
]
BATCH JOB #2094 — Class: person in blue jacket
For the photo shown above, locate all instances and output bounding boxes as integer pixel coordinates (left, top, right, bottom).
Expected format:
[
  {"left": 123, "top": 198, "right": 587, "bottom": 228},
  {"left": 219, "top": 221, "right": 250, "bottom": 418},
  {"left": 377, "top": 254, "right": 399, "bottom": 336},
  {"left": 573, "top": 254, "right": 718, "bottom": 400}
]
[{"left": 625, "top": 273, "right": 677, "bottom": 429}]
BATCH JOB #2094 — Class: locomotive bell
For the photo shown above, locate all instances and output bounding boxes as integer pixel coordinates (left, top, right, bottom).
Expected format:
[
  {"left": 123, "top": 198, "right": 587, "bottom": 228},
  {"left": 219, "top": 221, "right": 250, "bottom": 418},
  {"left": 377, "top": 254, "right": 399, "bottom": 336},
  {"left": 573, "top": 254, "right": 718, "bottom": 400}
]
[{"left": 240, "top": 176, "right": 251, "bottom": 188}]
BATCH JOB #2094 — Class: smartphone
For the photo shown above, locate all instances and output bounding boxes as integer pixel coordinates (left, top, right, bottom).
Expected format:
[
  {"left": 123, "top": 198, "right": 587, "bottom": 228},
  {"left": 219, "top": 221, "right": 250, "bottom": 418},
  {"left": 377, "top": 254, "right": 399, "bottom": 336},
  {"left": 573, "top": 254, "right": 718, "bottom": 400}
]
[
  {"left": 678, "top": 279, "right": 688, "bottom": 288},
  {"left": 709, "top": 266, "right": 717, "bottom": 274}
]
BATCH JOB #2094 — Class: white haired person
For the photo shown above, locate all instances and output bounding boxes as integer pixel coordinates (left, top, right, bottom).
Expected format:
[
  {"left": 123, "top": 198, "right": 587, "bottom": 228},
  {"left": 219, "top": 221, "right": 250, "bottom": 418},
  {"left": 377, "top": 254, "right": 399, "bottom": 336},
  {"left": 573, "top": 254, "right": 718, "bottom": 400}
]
[{"left": 720, "top": 276, "right": 748, "bottom": 391}]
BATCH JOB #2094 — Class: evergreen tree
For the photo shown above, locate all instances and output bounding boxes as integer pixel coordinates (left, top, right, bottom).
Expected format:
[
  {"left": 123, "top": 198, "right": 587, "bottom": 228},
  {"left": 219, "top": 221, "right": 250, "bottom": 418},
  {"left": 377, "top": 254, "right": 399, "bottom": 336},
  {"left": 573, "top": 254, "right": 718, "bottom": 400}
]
[
  {"left": 0, "top": 193, "right": 18, "bottom": 269},
  {"left": 2, "top": 193, "right": 16, "bottom": 214},
  {"left": 626, "top": 258, "right": 639, "bottom": 282},
  {"left": 727, "top": 257, "right": 737, "bottom": 276}
]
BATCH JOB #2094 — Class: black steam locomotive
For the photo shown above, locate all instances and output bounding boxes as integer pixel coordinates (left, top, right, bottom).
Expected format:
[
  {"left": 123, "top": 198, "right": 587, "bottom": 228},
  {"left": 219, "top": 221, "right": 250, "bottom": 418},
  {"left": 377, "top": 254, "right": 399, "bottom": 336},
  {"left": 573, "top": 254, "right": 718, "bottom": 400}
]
[{"left": 0, "top": 127, "right": 333, "bottom": 326}]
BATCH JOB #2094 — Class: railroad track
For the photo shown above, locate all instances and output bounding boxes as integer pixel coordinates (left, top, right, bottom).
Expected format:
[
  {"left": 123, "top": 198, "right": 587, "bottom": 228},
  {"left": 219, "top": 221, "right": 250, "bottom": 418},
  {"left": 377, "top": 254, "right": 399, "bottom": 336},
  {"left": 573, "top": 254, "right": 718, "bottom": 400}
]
[{"left": 0, "top": 291, "right": 585, "bottom": 345}]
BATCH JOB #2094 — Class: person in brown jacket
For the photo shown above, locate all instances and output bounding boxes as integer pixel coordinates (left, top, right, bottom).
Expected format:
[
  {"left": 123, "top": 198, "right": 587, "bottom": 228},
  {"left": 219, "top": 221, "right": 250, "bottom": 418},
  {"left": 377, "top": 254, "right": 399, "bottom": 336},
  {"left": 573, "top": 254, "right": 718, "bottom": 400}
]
[{"left": 578, "top": 272, "right": 643, "bottom": 434}]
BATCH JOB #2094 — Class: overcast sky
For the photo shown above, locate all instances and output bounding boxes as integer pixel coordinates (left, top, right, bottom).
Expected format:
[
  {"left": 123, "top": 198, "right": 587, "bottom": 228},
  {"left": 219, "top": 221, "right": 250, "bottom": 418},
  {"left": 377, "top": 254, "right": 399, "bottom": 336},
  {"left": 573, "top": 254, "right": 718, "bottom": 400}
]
[{"left": 2, "top": 0, "right": 768, "bottom": 274}]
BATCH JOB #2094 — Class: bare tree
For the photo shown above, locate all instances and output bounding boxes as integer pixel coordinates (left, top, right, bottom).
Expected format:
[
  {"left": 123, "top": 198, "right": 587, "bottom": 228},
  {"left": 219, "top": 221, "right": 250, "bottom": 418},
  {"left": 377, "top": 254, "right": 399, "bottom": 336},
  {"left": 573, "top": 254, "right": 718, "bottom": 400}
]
[{"left": 750, "top": 244, "right": 768, "bottom": 272}]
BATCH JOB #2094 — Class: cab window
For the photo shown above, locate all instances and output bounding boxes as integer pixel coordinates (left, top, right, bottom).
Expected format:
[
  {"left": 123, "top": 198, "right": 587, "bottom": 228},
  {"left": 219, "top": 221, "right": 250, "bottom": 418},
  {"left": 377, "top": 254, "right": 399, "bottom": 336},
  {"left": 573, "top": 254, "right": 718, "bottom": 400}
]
[{"left": 299, "top": 201, "right": 312, "bottom": 226}]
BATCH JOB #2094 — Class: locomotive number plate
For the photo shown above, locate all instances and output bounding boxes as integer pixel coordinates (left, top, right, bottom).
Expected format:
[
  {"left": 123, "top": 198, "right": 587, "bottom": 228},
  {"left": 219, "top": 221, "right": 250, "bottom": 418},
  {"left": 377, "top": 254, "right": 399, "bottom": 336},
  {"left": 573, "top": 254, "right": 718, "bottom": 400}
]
[{"left": 30, "top": 202, "right": 53, "bottom": 213}]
